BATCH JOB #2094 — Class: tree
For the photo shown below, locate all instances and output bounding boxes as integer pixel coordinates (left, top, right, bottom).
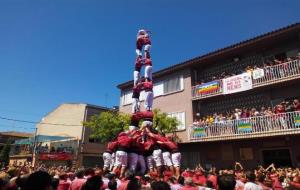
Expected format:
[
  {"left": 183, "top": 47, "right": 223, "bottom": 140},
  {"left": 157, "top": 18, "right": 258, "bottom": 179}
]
[
  {"left": 152, "top": 109, "right": 180, "bottom": 135},
  {"left": 84, "top": 111, "right": 131, "bottom": 143},
  {"left": 0, "top": 141, "right": 11, "bottom": 167},
  {"left": 85, "top": 109, "right": 180, "bottom": 143}
]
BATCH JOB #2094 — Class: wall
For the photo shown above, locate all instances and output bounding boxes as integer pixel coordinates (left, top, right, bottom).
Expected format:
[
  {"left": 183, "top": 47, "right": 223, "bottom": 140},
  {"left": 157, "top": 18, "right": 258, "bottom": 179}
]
[
  {"left": 36, "top": 104, "right": 86, "bottom": 139},
  {"left": 119, "top": 68, "right": 193, "bottom": 142}
]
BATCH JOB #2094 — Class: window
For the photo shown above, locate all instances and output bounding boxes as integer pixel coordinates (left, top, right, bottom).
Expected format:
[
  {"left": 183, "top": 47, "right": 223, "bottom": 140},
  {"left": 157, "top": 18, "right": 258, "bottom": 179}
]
[
  {"left": 89, "top": 138, "right": 101, "bottom": 143},
  {"left": 163, "top": 75, "right": 183, "bottom": 94},
  {"left": 168, "top": 112, "right": 186, "bottom": 130},
  {"left": 121, "top": 90, "right": 132, "bottom": 105},
  {"left": 120, "top": 75, "right": 183, "bottom": 105}
]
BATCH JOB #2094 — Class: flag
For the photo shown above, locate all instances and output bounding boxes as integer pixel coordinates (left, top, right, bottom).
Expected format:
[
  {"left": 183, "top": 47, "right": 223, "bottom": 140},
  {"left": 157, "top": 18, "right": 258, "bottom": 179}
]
[
  {"left": 193, "top": 127, "right": 206, "bottom": 137},
  {"left": 238, "top": 122, "right": 252, "bottom": 132},
  {"left": 295, "top": 116, "right": 300, "bottom": 126},
  {"left": 196, "top": 81, "right": 219, "bottom": 95}
]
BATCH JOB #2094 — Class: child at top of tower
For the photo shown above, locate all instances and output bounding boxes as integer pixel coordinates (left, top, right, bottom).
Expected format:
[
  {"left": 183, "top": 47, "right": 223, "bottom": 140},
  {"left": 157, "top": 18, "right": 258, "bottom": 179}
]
[{"left": 136, "top": 29, "right": 151, "bottom": 58}]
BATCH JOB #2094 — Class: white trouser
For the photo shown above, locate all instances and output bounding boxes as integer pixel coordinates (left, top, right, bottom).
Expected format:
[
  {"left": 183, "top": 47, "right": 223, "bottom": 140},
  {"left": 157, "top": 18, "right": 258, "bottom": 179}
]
[
  {"left": 137, "top": 155, "right": 146, "bottom": 174},
  {"left": 144, "top": 44, "right": 151, "bottom": 52},
  {"left": 103, "top": 152, "right": 112, "bottom": 168},
  {"left": 114, "top": 151, "right": 128, "bottom": 167},
  {"left": 171, "top": 152, "right": 181, "bottom": 167},
  {"left": 146, "top": 155, "right": 154, "bottom": 169},
  {"left": 128, "top": 153, "right": 138, "bottom": 171},
  {"left": 152, "top": 149, "right": 162, "bottom": 167},
  {"left": 133, "top": 70, "right": 140, "bottom": 86},
  {"left": 145, "top": 65, "right": 152, "bottom": 81},
  {"left": 162, "top": 152, "right": 173, "bottom": 167},
  {"left": 110, "top": 153, "right": 115, "bottom": 170},
  {"left": 136, "top": 49, "right": 142, "bottom": 57},
  {"left": 132, "top": 98, "right": 140, "bottom": 113},
  {"left": 144, "top": 91, "right": 153, "bottom": 111}
]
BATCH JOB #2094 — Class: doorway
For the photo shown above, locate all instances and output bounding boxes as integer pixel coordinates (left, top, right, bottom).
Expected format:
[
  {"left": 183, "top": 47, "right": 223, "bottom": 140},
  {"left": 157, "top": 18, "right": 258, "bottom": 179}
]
[{"left": 262, "top": 148, "right": 292, "bottom": 167}]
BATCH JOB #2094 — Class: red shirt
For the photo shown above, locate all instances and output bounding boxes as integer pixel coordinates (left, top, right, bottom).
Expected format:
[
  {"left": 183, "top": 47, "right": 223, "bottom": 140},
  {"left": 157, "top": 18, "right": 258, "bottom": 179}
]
[
  {"left": 138, "top": 111, "right": 153, "bottom": 120},
  {"left": 142, "top": 81, "right": 153, "bottom": 91},
  {"left": 69, "top": 178, "right": 86, "bottom": 190},
  {"left": 106, "top": 141, "right": 118, "bottom": 153},
  {"left": 144, "top": 58, "right": 152, "bottom": 66},
  {"left": 57, "top": 180, "right": 70, "bottom": 190},
  {"left": 193, "top": 174, "right": 207, "bottom": 186},
  {"left": 117, "top": 134, "right": 132, "bottom": 148},
  {"left": 207, "top": 175, "right": 217, "bottom": 189}
]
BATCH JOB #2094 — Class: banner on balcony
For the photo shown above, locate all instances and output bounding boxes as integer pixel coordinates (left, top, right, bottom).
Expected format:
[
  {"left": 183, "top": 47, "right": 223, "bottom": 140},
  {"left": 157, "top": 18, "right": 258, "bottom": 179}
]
[
  {"left": 195, "top": 81, "right": 220, "bottom": 95},
  {"left": 222, "top": 73, "right": 253, "bottom": 94},
  {"left": 39, "top": 153, "right": 73, "bottom": 161},
  {"left": 238, "top": 122, "right": 252, "bottom": 132},
  {"left": 295, "top": 116, "right": 300, "bottom": 126},
  {"left": 252, "top": 68, "right": 265, "bottom": 79},
  {"left": 193, "top": 127, "right": 206, "bottom": 137}
]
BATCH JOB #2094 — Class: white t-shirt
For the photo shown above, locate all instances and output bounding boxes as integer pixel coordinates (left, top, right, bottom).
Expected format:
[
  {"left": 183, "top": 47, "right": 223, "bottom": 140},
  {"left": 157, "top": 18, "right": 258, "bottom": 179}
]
[{"left": 244, "top": 182, "right": 263, "bottom": 190}]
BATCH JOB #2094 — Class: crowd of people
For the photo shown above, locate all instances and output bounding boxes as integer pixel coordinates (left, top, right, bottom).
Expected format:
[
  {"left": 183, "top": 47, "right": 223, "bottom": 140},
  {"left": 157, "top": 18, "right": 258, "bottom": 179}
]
[
  {"left": 195, "top": 53, "right": 300, "bottom": 86},
  {"left": 193, "top": 99, "right": 300, "bottom": 126},
  {"left": 1, "top": 161, "right": 300, "bottom": 190}
]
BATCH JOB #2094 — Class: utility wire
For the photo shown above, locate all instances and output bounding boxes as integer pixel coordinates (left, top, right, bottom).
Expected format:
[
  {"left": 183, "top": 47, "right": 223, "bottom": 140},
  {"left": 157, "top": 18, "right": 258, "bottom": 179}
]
[{"left": 0, "top": 116, "right": 83, "bottom": 127}]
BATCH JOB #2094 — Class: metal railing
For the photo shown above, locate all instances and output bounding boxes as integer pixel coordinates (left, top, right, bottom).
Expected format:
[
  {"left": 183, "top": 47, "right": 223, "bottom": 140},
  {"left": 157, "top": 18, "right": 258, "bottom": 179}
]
[
  {"left": 189, "top": 111, "right": 300, "bottom": 141},
  {"left": 253, "top": 59, "right": 300, "bottom": 87},
  {"left": 191, "top": 59, "right": 300, "bottom": 99}
]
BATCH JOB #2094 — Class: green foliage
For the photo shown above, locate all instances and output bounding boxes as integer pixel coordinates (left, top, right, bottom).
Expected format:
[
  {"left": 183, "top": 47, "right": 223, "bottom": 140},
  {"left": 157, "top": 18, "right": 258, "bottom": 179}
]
[
  {"left": 0, "top": 142, "right": 11, "bottom": 166},
  {"left": 153, "top": 109, "right": 180, "bottom": 134},
  {"left": 84, "top": 111, "right": 131, "bottom": 143}
]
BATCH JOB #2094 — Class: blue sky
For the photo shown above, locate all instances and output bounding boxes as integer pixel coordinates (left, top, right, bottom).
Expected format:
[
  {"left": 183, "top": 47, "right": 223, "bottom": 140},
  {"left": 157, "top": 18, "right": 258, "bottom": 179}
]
[{"left": 0, "top": 0, "right": 299, "bottom": 132}]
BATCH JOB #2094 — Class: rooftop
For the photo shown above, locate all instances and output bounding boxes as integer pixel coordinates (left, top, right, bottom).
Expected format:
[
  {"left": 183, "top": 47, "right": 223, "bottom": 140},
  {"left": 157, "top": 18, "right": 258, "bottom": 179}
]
[{"left": 0, "top": 131, "right": 33, "bottom": 138}]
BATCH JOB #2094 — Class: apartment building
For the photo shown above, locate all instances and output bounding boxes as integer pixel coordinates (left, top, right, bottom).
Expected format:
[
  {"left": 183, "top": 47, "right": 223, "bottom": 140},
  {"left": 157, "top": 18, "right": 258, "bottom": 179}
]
[{"left": 118, "top": 23, "right": 300, "bottom": 169}]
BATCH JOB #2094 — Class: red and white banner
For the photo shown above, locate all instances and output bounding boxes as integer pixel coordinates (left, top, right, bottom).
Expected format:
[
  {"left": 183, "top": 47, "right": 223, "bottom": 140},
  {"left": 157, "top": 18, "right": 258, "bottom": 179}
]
[
  {"left": 39, "top": 153, "right": 73, "bottom": 161},
  {"left": 222, "top": 73, "right": 253, "bottom": 94}
]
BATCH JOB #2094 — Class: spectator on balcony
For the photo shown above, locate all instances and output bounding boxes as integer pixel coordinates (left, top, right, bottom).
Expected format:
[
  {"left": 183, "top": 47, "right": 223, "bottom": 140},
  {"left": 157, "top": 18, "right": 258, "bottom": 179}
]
[
  {"left": 250, "top": 108, "right": 259, "bottom": 117},
  {"left": 259, "top": 107, "right": 266, "bottom": 116},
  {"left": 234, "top": 109, "right": 241, "bottom": 120},
  {"left": 292, "top": 99, "right": 300, "bottom": 111},
  {"left": 241, "top": 108, "right": 250, "bottom": 118}
]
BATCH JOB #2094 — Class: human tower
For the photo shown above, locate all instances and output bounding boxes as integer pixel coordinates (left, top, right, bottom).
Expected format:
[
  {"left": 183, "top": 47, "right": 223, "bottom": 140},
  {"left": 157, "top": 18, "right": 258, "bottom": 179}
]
[{"left": 102, "top": 30, "right": 181, "bottom": 178}]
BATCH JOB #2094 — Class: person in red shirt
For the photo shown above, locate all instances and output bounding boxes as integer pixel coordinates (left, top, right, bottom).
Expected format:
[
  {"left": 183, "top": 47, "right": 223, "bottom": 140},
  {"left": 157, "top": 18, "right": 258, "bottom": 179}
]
[
  {"left": 144, "top": 57, "right": 152, "bottom": 82},
  {"left": 293, "top": 99, "right": 300, "bottom": 111},
  {"left": 192, "top": 170, "right": 207, "bottom": 186},
  {"left": 136, "top": 29, "right": 151, "bottom": 58},
  {"left": 132, "top": 82, "right": 143, "bottom": 113},
  {"left": 181, "top": 177, "right": 198, "bottom": 190},
  {"left": 69, "top": 170, "right": 86, "bottom": 190},
  {"left": 57, "top": 173, "right": 71, "bottom": 190},
  {"left": 133, "top": 57, "right": 144, "bottom": 87},
  {"left": 103, "top": 140, "right": 118, "bottom": 172},
  {"left": 112, "top": 132, "right": 134, "bottom": 178}
]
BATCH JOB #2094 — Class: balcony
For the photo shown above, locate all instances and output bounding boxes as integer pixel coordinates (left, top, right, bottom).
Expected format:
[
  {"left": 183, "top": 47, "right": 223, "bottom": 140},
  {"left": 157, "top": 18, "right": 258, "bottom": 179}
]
[
  {"left": 188, "top": 111, "right": 300, "bottom": 142},
  {"left": 192, "top": 59, "right": 300, "bottom": 100}
]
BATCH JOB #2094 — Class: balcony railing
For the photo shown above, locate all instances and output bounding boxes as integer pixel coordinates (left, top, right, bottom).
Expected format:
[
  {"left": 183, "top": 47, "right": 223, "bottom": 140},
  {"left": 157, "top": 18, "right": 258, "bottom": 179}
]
[
  {"left": 189, "top": 111, "right": 300, "bottom": 142},
  {"left": 192, "top": 59, "right": 300, "bottom": 100}
]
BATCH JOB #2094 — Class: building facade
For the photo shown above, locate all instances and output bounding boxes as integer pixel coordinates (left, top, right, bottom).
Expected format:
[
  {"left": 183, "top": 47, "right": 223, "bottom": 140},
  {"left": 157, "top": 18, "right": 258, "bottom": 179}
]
[
  {"left": 11, "top": 103, "right": 112, "bottom": 167},
  {"left": 118, "top": 23, "right": 300, "bottom": 169}
]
